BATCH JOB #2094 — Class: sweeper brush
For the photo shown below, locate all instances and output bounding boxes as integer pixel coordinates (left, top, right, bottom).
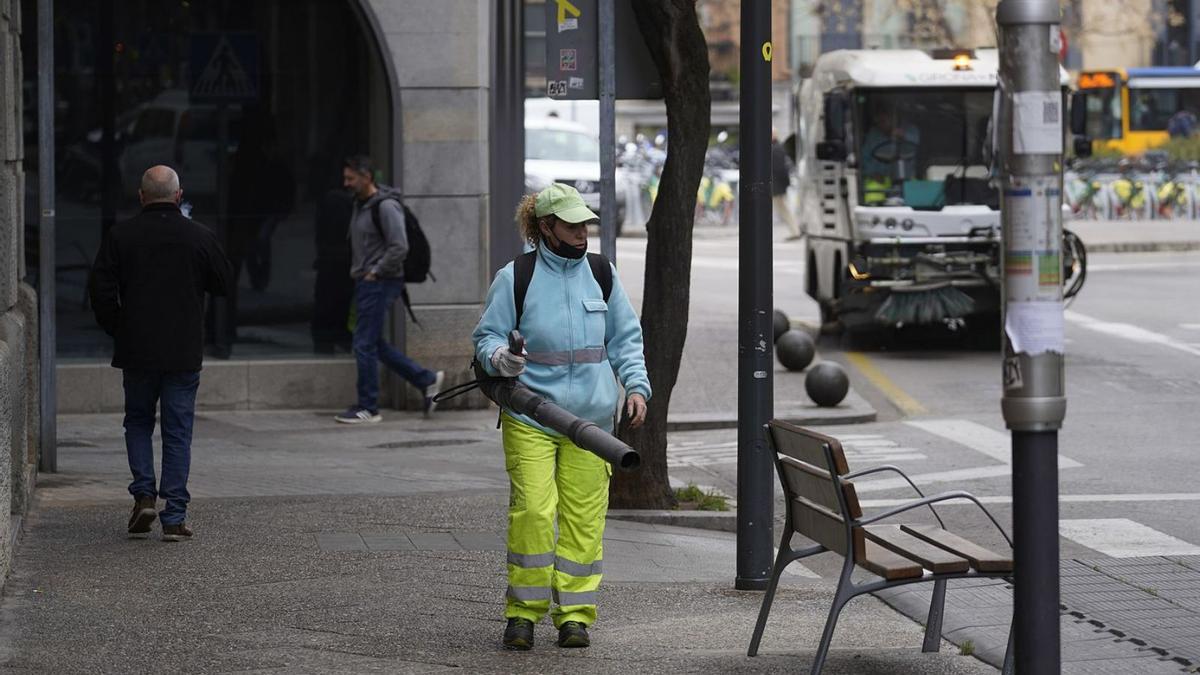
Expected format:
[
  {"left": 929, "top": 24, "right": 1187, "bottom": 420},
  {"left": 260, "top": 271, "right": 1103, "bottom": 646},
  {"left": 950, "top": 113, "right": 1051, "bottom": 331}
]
[{"left": 874, "top": 284, "right": 976, "bottom": 326}]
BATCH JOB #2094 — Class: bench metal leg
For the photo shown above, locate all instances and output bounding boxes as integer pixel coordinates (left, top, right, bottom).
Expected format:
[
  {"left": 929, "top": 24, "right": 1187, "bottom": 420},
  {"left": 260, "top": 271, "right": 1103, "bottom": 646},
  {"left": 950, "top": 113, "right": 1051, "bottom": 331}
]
[
  {"left": 922, "top": 578, "right": 947, "bottom": 653},
  {"left": 1001, "top": 615, "right": 1014, "bottom": 675},
  {"left": 810, "top": 559, "right": 856, "bottom": 675},
  {"left": 810, "top": 593, "right": 848, "bottom": 675},
  {"left": 748, "top": 546, "right": 791, "bottom": 656}
]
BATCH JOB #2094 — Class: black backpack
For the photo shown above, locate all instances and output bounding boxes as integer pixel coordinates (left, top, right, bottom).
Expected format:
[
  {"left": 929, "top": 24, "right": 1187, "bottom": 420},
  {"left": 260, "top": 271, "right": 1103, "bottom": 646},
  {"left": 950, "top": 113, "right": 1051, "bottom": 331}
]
[
  {"left": 512, "top": 250, "right": 612, "bottom": 328},
  {"left": 370, "top": 192, "right": 435, "bottom": 323},
  {"left": 371, "top": 195, "right": 434, "bottom": 284}
]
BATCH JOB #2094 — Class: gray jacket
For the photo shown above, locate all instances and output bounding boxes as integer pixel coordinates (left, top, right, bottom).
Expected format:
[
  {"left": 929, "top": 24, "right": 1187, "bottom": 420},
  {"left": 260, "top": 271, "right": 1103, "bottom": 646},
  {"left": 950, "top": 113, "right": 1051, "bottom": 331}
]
[{"left": 349, "top": 189, "right": 408, "bottom": 280}]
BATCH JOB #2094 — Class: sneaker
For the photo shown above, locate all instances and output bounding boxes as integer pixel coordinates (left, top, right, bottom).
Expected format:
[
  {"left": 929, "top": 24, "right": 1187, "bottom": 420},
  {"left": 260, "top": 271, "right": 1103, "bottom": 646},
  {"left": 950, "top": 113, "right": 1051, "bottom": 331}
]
[
  {"left": 161, "top": 522, "right": 193, "bottom": 542},
  {"left": 502, "top": 617, "right": 534, "bottom": 651},
  {"left": 423, "top": 371, "right": 445, "bottom": 418},
  {"left": 557, "top": 621, "right": 589, "bottom": 648},
  {"left": 127, "top": 497, "right": 157, "bottom": 536},
  {"left": 335, "top": 407, "right": 381, "bottom": 424}
]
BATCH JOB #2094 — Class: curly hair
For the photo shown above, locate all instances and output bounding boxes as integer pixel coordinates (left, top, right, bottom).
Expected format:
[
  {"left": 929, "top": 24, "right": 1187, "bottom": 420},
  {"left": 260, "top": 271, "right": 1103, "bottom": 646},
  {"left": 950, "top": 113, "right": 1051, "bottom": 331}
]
[{"left": 515, "top": 193, "right": 552, "bottom": 245}]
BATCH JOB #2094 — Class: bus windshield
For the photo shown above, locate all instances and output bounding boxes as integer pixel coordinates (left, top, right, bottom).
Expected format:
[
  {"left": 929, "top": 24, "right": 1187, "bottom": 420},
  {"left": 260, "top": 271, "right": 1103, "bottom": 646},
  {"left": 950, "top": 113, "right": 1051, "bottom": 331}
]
[
  {"left": 1083, "top": 86, "right": 1122, "bottom": 139},
  {"left": 854, "top": 88, "right": 995, "bottom": 210}
]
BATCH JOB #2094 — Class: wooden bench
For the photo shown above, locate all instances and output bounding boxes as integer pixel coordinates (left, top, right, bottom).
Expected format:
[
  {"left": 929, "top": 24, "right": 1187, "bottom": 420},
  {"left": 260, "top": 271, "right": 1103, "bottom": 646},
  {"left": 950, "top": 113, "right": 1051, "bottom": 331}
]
[{"left": 747, "top": 420, "right": 1015, "bottom": 674}]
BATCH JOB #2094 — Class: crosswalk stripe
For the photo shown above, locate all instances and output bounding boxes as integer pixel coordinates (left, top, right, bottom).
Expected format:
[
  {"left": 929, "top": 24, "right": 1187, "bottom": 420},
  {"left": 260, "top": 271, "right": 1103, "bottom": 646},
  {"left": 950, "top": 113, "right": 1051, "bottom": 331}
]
[
  {"left": 905, "top": 419, "right": 1082, "bottom": 469},
  {"left": 1059, "top": 518, "right": 1200, "bottom": 558}
]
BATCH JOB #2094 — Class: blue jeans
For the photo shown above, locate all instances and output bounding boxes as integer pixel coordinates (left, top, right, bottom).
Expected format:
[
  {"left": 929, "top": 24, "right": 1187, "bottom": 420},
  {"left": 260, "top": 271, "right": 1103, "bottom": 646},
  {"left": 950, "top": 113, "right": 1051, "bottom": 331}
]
[
  {"left": 353, "top": 278, "right": 435, "bottom": 412},
  {"left": 123, "top": 370, "right": 200, "bottom": 526}
]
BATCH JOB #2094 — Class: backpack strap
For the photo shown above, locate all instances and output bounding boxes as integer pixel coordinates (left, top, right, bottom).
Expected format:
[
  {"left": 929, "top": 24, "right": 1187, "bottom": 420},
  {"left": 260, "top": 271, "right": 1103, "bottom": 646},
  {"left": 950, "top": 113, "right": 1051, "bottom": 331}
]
[
  {"left": 587, "top": 252, "right": 613, "bottom": 302},
  {"left": 369, "top": 196, "right": 404, "bottom": 242},
  {"left": 512, "top": 250, "right": 537, "bottom": 329},
  {"left": 370, "top": 199, "right": 385, "bottom": 241}
]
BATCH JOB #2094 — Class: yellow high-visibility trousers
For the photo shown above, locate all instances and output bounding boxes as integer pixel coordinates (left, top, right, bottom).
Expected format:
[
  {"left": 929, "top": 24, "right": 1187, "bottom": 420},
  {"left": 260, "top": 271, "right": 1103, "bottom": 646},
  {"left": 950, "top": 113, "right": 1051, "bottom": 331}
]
[{"left": 502, "top": 414, "right": 611, "bottom": 627}]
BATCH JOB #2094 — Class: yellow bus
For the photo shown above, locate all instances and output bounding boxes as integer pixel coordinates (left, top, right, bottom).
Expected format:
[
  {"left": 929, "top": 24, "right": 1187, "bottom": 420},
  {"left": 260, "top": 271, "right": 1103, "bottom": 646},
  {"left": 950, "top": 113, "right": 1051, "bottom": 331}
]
[{"left": 1076, "top": 67, "right": 1200, "bottom": 155}]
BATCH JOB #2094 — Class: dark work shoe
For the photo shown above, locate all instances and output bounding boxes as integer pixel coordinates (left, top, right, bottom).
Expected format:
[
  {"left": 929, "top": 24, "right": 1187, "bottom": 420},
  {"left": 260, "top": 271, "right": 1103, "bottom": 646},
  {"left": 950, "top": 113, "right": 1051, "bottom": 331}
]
[
  {"left": 423, "top": 371, "right": 445, "bottom": 418},
  {"left": 161, "top": 523, "right": 194, "bottom": 542},
  {"left": 127, "top": 497, "right": 157, "bottom": 536},
  {"left": 503, "top": 617, "right": 534, "bottom": 651},
  {"left": 335, "top": 407, "right": 381, "bottom": 424},
  {"left": 557, "top": 621, "right": 590, "bottom": 648}
]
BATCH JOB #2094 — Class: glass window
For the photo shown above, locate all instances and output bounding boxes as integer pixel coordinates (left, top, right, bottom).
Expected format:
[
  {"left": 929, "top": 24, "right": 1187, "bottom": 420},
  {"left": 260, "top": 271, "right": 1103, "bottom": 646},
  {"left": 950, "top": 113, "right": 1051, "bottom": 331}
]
[
  {"left": 1084, "top": 87, "right": 1122, "bottom": 139},
  {"left": 1130, "top": 89, "right": 1178, "bottom": 131},
  {"left": 25, "top": 0, "right": 394, "bottom": 360},
  {"left": 854, "top": 88, "right": 995, "bottom": 209}
]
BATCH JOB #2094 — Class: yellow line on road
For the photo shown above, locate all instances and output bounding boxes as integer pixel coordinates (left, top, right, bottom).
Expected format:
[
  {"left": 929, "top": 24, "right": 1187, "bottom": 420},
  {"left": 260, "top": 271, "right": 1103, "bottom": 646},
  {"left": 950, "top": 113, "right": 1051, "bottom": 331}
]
[{"left": 845, "top": 352, "right": 928, "bottom": 417}]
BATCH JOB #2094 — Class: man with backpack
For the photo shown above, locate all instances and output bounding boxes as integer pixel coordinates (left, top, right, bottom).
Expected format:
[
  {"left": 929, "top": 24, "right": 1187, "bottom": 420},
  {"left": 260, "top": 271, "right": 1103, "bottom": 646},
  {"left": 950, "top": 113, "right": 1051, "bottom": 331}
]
[{"left": 336, "top": 155, "right": 443, "bottom": 424}]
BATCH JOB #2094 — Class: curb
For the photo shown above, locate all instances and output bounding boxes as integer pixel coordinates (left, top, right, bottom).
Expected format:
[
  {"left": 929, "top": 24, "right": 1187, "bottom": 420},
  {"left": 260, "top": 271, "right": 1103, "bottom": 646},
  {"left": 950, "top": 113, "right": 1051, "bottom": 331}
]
[{"left": 607, "top": 509, "right": 736, "bottom": 532}]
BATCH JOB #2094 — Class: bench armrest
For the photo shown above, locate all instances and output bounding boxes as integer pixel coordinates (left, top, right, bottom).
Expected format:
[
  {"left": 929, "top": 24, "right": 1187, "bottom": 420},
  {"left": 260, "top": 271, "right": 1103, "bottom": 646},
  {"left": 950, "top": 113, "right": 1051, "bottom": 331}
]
[
  {"left": 853, "top": 490, "right": 1013, "bottom": 548},
  {"left": 843, "top": 464, "right": 946, "bottom": 529}
]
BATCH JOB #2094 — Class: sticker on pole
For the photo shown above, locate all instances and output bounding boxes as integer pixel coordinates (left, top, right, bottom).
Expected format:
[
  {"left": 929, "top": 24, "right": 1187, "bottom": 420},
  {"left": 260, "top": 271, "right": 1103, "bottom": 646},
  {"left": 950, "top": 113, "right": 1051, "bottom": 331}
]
[
  {"left": 1004, "top": 178, "right": 1062, "bottom": 302},
  {"left": 1005, "top": 301, "right": 1065, "bottom": 356},
  {"left": 1012, "top": 91, "right": 1062, "bottom": 154}
]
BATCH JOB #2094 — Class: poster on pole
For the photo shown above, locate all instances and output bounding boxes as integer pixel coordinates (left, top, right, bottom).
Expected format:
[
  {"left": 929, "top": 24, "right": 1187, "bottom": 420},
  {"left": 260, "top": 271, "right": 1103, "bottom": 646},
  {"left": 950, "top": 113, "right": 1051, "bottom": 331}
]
[
  {"left": 546, "top": 0, "right": 598, "bottom": 100},
  {"left": 545, "top": 0, "right": 663, "bottom": 101}
]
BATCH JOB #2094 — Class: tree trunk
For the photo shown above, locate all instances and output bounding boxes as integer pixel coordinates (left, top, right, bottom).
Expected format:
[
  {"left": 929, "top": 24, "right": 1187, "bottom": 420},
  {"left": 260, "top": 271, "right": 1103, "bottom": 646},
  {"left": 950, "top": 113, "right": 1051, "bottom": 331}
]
[{"left": 610, "top": 0, "right": 711, "bottom": 509}]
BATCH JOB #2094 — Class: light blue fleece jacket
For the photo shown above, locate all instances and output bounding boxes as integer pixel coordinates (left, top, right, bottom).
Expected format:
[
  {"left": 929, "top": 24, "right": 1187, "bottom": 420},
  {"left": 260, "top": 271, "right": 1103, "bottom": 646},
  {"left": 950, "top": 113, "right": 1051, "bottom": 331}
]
[{"left": 472, "top": 245, "right": 652, "bottom": 435}]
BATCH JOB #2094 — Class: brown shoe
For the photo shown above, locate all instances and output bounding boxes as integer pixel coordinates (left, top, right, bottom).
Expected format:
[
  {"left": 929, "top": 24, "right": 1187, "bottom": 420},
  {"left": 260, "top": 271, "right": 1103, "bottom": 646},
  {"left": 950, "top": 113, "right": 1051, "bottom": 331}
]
[
  {"left": 161, "top": 523, "right": 194, "bottom": 542},
  {"left": 127, "top": 497, "right": 157, "bottom": 536}
]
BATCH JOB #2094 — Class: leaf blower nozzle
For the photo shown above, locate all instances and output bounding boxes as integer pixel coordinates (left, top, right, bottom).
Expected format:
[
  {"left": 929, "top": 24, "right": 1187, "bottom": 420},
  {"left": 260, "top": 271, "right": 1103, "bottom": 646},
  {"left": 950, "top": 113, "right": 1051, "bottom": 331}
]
[{"left": 474, "top": 331, "right": 641, "bottom": 472}]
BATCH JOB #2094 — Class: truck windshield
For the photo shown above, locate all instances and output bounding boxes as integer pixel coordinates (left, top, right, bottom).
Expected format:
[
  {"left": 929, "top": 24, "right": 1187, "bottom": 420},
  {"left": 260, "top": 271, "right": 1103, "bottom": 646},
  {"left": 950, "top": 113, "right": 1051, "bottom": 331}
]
[{"left": 855, "top": 88, "right": 995, "bottom": 209}]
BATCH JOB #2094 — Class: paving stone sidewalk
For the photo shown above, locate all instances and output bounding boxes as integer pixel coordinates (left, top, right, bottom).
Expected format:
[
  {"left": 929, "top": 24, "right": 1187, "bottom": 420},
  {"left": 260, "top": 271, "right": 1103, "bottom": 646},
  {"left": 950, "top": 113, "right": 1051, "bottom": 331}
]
[{"left": 0, "top": 409, "right": 997, "bottom": 674}]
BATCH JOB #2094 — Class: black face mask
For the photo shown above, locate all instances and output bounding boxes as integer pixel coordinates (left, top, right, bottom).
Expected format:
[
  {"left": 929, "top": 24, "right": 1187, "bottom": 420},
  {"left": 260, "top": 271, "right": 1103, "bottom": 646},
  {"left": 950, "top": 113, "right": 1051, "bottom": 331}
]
[{"left": 543, "top": 233, "right": 587, "bottom": 260}]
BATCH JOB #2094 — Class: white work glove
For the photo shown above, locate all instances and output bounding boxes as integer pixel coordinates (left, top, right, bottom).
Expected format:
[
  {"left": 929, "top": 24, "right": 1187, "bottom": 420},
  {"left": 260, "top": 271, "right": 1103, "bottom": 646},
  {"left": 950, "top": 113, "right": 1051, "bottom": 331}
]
[{"left": 490, "top": 345, "right": 527, "bottom": 377}]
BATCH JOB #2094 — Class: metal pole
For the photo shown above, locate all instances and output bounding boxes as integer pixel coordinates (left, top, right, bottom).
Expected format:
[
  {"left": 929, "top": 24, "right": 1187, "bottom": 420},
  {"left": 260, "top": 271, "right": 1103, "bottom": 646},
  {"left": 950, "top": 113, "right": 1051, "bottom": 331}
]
[
  {"left": 736, "top": 0, "right": 773, "bottom": 592},
  {"left": 213, "top": 104, "right": 231, "bottom": 358},
  {"left": 37, "top": 0, "right": 57, "bottom": 473},
  {"left": 488, "top": 0, "right": 525, "bottom": 274},
  {"left": 598, "top": 0, "right": 617, "bottom": 263},
  {"left": 997, "top": 1, "right": 1066, "bottom": 670},
  {"left": 99, "top": 0, "right": 116, "bottom": 235}
]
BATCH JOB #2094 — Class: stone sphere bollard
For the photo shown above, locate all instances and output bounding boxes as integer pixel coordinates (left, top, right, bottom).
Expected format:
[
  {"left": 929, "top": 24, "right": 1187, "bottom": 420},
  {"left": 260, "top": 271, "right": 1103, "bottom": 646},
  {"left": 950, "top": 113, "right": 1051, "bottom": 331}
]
[
  {"left": 775, "top": 329, "right": 816, "bottom": 371},
  {"left": 805, "top": 361, "right": 850, "bottom": 407},
  {"left": 773, "top": 308, "right": 790, "bottom": 343}
]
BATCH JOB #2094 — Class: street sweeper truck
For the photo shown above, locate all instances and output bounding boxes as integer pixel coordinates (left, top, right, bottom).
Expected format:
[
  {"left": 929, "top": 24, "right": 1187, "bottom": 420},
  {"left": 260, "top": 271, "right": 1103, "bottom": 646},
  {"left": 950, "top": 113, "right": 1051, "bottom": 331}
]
[{"left": 796, "top": 48, "right": 1078, "bottom": 334}]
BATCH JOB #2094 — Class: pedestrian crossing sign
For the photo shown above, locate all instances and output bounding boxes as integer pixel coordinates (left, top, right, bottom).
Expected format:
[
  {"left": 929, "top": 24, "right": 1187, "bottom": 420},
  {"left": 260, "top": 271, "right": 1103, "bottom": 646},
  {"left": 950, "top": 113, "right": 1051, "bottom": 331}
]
[{"left": 189, "top": 33, "right": 259, "bottom": 103}]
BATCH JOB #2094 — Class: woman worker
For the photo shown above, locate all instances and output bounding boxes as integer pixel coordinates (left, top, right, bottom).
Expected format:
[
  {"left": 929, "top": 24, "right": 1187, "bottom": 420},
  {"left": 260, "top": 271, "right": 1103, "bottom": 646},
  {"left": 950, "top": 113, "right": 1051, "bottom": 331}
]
[{"left": 472, "top": 183, "right": 651, "bottom": 651}]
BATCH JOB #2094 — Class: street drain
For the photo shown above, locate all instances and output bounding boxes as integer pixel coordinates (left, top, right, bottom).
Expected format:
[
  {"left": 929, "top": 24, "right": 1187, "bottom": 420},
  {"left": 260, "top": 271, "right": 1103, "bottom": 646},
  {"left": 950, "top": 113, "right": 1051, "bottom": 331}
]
[{"left": 371, "top": 439, "right": 481, "bottom": 449}]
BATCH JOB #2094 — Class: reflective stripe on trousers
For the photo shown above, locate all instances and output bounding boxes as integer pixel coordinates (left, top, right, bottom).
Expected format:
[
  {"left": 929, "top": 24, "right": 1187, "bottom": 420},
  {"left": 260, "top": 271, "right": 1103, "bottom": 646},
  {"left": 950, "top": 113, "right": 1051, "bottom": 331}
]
[{"left": 502, "top": 413, "right": 611, "bottom": 628}]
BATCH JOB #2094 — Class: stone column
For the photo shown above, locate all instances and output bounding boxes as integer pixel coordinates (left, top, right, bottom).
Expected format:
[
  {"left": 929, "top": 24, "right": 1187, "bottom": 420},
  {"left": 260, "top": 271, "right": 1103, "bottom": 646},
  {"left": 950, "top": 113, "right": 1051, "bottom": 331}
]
[{"left": 366, "top": 0, "right": 493, "bottom": 410}]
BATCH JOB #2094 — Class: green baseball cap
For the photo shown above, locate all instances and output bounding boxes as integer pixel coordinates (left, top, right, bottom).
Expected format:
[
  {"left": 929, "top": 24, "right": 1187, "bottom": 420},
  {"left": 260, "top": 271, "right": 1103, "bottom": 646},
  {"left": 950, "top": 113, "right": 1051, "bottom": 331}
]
[{"left": 535, "top": 183, "right": 599, "bottom": 224}]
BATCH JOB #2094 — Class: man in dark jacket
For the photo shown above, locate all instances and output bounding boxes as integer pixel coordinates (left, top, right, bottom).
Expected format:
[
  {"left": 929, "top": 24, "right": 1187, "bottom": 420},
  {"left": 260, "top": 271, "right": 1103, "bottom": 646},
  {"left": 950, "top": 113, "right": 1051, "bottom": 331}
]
[
  {"left": 90, "top": 165, "right": 234, "bottom": 541},
  {"left": 335, "top": 155, "right": 443, "bottom": 424}
]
